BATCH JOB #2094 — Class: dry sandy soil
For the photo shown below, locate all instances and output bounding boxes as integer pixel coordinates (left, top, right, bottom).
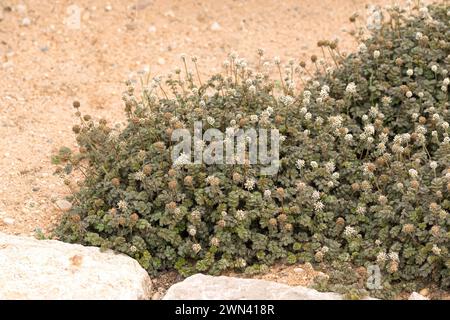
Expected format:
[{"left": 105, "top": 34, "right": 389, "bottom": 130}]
[{"left": 1, "top": 0, "right": 447, "bottom": 299}]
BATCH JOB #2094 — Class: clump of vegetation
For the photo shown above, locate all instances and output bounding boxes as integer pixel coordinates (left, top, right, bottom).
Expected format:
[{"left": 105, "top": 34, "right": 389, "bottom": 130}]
[{"left": 55, "top": 2, "right": 449, "bottom": 298}]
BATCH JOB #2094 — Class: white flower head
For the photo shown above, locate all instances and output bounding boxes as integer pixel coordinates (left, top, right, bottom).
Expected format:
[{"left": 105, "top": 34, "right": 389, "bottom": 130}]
[
  {"left": 118, "top": 200, "right": 128, "bottom": 211},
  {"left": 206, "top": 116, "right": 215, "bottom": 125},
  {"left": 134, "top": 171, "right": 146, "bottom": 181},
  {"left": 343, "top": 226, "right": 357, "bottom": 237},
  {"left": 408, "top": 169, "right": 418, "bottom": 179},
  {"left": 188, "top": 226, "right": 197, "bottom": 236},
  {"left": 377, "top": 251, "right": 388, "bottom": 263},
  {"left": 192, "top": 243, "right": 202, "bottom": 253},
  {"left": 356, "top": 206, "right": 366, "bottom": 215},
  {"left": 244, "top": 178, "right": 256, "bottom": 191},
  {"left": 296, "top": 159, "right": 305, "bottom": 170},
  {"left": 432, "top": 245, "right": 441, "bottom": 256},
  {"left": 388, "top": 252, "right": 399, "bottom": 262},
  {"left": 235, "top": 209, "right": 247, "bottom": 221},
  {"left": 314, "top": 201, "right": 324, "bottom": 212},
  {"left": 325, "top": 161, "right": 335, "bottom": 173},
  {"left": 430, "top": 161, "right": 438, "bottom": 170},
  {"left": 345, "top": 82, "right": 357, "bottom": 95},
  {"left": 312, "top": 190, "right": 321, "bottom": 200}
]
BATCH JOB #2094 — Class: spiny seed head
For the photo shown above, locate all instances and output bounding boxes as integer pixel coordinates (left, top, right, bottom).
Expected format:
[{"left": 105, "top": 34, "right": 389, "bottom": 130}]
[
  {"left": 402, "top": 224, "right": 415, "bottom": 234},
  {"left": 71, "top": 214, "right": 81, "bottom": 223},
  {"left": 429, "top": 202, "right": 440, "bottom": 212},
  {"left": 143, "top": 164, "right": 152, "bottom": 175},
  {"left": 232, "top": 172, "right": 242, "bottom": 183},
  {"left": 419, "top": 116, "right": 427, "bottom": 124},
  {"left": 166, "top": 201, "right": 177, "bottom": 210},
  {"left": 168, "top": 180, "right": 178, "bottom": 190},
  {"left": 431, "top": 225, "right": 440, "bottom": 237},
  {"left": 184, "top": 175, "right": 193, "bottom": 186},
  {"left": 111, "top": 178, "right": 120, "bottom": 187},
  {"left": 73, "top": 100, "right": 80, "bottom": 108},
  {"left": 276, "top": 187, "right": 285, "bottom": 198}
]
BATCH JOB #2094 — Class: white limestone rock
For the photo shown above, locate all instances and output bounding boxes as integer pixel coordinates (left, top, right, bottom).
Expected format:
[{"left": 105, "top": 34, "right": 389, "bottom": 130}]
[
  {"left": 0, "top": 232, "right": 152, "bottom": 299},
  {"left": 408, "top": 292, "right": 429, "bottom": 300},
  {"left": 163, "top": 274, "right": 343, "bottom": 300}
]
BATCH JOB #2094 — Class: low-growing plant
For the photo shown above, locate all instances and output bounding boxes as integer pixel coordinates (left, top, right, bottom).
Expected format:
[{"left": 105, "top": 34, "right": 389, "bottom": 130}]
[{"left": 55, "top": 2, "right": 449, "bottom": 297}]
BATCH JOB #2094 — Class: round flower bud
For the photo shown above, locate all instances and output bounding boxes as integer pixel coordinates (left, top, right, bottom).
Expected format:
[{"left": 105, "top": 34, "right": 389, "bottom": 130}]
[{"left": 73, "top": 101, "right": 81, "bottom": 108}]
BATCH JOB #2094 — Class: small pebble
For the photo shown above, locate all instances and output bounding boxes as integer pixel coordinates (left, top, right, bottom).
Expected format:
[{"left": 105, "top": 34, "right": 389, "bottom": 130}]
[
  {"left": 419, "top": 288, "right": 430, "bottom": 297},
  {"left": 293, "top": 267, "right": 304, "bottom": 273},
  {"left": 409, "top": 292, "right": 429, "bottom": 300},
  {"left": 210, "top": 21, "right": 222, "bottom": 31},
  {"left": 210, "top": 21, "right": 221, "bottom": 31},
  {"left": 2, "top": 217, "right": 15, "bottom": 225},
  {"left": 126, "top": 22, "right": 137, "bottom": 31},
  {"left": 148, "top": 25, "right": 157, "bottom": 33},
  {"left": 105, "top": 5, "right": 112, "bottom": 12},
  {"left": 21, "top": 17, "right": 31, "bottom": 26},
  {"left": 55, "top": 199, "right": 72, "bottom": 212},
  {"left": 164, "top": 10, "right": 175, "bottom": 18},
  {"left": 157, "top": 57, "right": 165, "bottom": 65}
]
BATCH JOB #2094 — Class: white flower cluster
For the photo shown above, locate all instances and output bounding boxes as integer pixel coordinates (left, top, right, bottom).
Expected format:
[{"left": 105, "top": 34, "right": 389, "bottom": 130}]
[
  {"left": 173, "top": 152, "right": 191, "bottom": 167},
  {"left": 244, "top": 178, "right": 256, "bottom": 191},
  {"left": 235, "top": 210, "right": 247, "bottom": 221},
  {"left": 345, "top": 82, "right": 357, "bottom": 95},
  {"left": 343, "top": 226, "right": 357, "bottom": 237}
]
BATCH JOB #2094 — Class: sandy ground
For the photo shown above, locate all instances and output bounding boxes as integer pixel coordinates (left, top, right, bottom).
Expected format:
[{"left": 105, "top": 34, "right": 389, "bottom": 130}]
[{"left": 1, "top": 0, "right": 448, "bottom": 300}]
